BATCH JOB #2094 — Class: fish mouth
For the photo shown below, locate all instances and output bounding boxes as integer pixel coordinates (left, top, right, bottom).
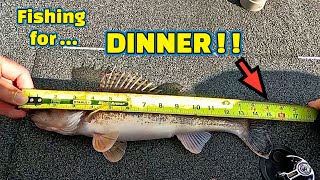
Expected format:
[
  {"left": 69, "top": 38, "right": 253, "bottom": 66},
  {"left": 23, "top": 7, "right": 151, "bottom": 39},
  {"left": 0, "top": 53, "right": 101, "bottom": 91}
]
[
  {"left": 30, "top": 113, "right": 40, "bottom": 122},
  {"left": 34, "top": 122, "right": 59, "bottom": 132},
  {"left": 30, "top": 113, "right": 48, "bottom": 123},
  {"left": 30, "top": 113, "right": 59, "bottom": 131}
]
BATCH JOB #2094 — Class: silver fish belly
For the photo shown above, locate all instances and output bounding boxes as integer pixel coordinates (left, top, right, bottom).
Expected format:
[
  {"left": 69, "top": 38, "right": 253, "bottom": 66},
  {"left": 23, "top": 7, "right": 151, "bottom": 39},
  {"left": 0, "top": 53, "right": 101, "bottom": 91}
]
[
  {"left": 76, "top": 111, "right": 272, "bottom": 159},
  {"left": 79, "top": 112, "right": 244, "bottom": 140}
]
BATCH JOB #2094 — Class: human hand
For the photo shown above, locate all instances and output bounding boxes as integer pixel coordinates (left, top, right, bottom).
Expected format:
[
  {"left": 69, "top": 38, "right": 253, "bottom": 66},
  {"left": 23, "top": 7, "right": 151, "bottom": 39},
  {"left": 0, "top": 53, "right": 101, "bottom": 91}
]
[
  {"left": 308, "top": 99, "right": 320, "bottom": 110},
  {"left": 0, "top": 55, "right": 34, "bottom": 118}
]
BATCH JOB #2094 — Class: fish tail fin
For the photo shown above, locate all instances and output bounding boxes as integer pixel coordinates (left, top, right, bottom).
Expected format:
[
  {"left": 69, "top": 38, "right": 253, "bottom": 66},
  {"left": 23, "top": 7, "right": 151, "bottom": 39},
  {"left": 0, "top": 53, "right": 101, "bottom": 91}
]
[{"left": 239, "top": 121, "right": 273, "bottom": 159}]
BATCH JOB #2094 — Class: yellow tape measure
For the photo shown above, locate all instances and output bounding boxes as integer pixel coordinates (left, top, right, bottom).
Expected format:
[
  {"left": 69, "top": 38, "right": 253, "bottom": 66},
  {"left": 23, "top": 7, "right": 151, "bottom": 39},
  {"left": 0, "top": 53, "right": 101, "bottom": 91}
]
[{"left": 19, "top": 89, "right": 318, "bottom": 122}]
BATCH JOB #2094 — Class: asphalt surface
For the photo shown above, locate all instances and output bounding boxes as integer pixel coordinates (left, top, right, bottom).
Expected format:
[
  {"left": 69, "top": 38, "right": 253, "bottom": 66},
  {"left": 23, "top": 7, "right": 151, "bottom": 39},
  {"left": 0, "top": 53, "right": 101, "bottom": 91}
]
[{"left": 1, "top": 0, "right": 320, "bottom": 179}]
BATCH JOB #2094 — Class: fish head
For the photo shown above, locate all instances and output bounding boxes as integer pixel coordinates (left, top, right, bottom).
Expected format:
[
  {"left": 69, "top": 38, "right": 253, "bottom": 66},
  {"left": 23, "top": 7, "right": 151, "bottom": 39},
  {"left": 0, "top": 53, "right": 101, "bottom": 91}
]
[{"left": 30, "top": 110, "right": 85, "bottom": 135}]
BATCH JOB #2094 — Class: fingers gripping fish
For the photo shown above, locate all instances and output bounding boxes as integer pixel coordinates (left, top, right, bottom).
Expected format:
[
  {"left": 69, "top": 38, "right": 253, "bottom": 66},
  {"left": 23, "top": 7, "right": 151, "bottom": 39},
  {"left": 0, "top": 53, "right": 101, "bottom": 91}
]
[{"left": 30, "top": 68, "right": 273, "bottom": 162}]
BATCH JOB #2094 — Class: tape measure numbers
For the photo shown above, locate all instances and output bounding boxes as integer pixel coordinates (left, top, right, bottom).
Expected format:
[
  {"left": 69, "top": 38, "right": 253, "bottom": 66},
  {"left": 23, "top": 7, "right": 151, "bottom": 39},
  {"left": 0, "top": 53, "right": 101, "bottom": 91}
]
[{"left": 19, "top": 89, "right": 318, "bottom": 122}]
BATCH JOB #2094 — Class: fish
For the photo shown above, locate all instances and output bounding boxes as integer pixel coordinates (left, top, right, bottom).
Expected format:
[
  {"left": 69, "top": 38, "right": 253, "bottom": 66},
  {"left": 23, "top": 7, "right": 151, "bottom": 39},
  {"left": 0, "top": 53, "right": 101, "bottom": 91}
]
[{"left": 30, "top": 68, "right": 273, "bottom": 162}]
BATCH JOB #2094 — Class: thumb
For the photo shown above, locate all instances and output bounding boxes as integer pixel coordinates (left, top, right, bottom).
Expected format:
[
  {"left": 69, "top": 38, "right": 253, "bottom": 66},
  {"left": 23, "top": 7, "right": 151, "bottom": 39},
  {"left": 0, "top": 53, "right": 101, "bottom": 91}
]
[
  {"left": 0, "top": 78, "right": 28, "bottom": 105},
  {"left": 308, "top": 99, "right": 320, "bottom": 110}
]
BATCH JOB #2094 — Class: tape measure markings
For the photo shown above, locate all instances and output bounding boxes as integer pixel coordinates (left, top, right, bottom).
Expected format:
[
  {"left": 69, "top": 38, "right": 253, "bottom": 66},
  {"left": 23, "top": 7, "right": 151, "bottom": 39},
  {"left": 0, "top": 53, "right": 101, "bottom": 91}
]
[{"left": 19, "top": 89, "right": 318, "bottom": 122}]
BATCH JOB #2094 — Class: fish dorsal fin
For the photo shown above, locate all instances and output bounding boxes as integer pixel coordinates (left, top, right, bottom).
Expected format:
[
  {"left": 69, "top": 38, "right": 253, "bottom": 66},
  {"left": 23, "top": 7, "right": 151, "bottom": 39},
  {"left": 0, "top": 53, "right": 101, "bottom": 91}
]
[
  {"left": 99, "top": 67, "right": 160, "bottom": 93},
  {"left": 103, "top": 141, "right": 127, "bottom": 162},
  {"left": 99, "top": 68, "right": 183, "bottom": 94},
  {"left": 176, "top": 132, "right": 211, "bottom": 154},
  {"left": 92, "top": 131, "right": 119, "bottom": 152}
]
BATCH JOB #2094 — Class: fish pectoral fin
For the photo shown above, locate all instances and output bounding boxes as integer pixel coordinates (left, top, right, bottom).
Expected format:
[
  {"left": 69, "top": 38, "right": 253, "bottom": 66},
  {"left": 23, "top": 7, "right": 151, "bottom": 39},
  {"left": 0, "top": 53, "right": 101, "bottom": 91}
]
[
  {"left": 103, "top": 141, "right": 127, "bottom": 162},
  {"left": 85, "top": 104, "right": 109, "bottom": 122},
  {"left": 176, "top": 132, "right": 211, "bottom": 154},
  {"left": 92, "top": 131, "right": 119, "bottom": 152}
]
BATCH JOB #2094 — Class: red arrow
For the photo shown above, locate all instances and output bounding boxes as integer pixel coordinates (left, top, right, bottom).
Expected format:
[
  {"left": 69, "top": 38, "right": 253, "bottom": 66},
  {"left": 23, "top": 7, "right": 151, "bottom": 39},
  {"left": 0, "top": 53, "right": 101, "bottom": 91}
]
[{"left": 235, "top": 57, "right": 268, "bottom": 99}]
